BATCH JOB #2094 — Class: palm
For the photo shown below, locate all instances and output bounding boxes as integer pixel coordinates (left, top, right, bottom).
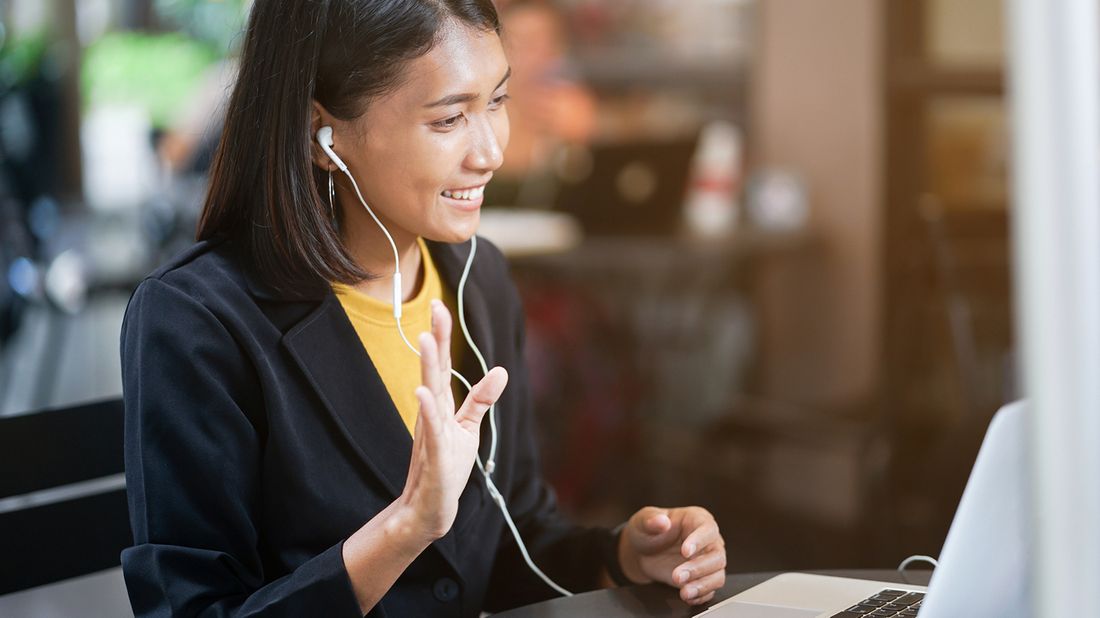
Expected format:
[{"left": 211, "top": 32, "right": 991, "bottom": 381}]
[{"left": 401, "top": 300, "right": 507, "bottom": 540}]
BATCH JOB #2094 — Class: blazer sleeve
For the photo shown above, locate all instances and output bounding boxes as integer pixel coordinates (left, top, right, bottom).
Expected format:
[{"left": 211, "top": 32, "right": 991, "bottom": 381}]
[
  {"left": 482, "top": 271, "right": 620, "bottom": 611},
  {"left": 120, "top": 278, "right": 364, "bottom": 618}
]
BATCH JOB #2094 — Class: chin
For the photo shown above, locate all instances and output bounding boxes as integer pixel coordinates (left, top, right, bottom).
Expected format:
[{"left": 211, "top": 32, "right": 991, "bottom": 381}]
[{"left": 429, "top": 216, "right": 481, "bottom": 245}]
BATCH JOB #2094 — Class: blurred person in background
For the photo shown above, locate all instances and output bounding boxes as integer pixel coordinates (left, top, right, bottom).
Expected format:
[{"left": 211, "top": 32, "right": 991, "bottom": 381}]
[
  {"left": 156, "top": 58, "right": 237, "bottom": 176},
  {"left": 483, "top": 0, "right": 597, "bottom": 207},
  {"left": 120, "top": 0, "right": 725, "bottom": 616}
]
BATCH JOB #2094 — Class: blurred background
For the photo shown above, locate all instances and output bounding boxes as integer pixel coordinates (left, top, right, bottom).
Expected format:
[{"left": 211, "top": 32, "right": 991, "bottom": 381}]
[{"left": 0, "top": 0, "right": 1014, "bottom": 606}]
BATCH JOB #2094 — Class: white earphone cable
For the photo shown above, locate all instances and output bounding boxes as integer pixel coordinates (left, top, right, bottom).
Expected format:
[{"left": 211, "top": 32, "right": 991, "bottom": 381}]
[
  {"left": 897, "top": 554, "right": 939, "bottom": 575},
  {"left": 339, "top": 168, "right": 400, "bottom": 281},
  {"left": 456, "top": 235, "right": 500, "bottom": 475}
]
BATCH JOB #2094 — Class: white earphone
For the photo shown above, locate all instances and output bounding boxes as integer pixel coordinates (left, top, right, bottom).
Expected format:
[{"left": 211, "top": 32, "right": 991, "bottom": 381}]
[
  {"left": 315, "top": 126, "right": 573, "bottom": 596},
  {"left": 316, "top": 126, "right": 347, "bottom": 172}
]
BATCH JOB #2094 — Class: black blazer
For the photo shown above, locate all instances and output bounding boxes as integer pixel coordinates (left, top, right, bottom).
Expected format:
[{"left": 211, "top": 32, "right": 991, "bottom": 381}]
[{"left": 120, "top": 236, "right": 616, "bottom": 617}]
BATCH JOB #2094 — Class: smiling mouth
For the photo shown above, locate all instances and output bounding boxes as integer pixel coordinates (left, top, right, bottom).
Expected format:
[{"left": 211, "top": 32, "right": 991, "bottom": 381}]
[{"left": 441, "top": 185, "right": 485, "bottom": 201}]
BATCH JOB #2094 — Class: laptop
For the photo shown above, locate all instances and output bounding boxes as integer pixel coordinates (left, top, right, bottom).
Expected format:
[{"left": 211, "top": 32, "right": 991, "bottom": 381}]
[
  {"left": 697, "top": 401, "right": 1031, "bottom": 618},
  {"left": 548, "top": 135, "right": 699, "bottom": 236}
]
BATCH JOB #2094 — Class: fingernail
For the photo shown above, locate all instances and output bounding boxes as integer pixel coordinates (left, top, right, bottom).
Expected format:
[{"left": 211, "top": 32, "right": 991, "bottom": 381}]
[
  {"left": 676, "top": 570, "right": 689, "bottom": 584},
  {"left": 687, "top": 543, "right": 697, "bottom": 557},
  {"left": 685, "top": 585, "right": 697, "bottom": 599}
]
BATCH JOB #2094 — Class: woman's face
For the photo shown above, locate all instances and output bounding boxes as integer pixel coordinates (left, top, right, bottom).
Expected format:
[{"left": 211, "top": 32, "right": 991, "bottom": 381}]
[{"left": 323, "top": 20, "right": 511, "bottom": 245}]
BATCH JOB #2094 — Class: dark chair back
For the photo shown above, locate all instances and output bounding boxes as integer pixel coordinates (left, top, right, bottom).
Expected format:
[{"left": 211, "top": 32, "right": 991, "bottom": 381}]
[{"left": 0, "top": 398, "right": 131, "bottom": 595}]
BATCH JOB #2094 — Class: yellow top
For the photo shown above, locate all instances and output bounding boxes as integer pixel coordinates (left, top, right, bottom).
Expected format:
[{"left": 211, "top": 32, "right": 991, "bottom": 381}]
[{"left": 332, "top": 237, "right": 454, "bottom": 436}]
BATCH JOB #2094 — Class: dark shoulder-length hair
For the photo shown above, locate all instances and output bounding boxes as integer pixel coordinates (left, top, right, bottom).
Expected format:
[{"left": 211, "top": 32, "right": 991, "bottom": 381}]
[{"left": 197, "top": 0, "right": 501, "bottom": 296}]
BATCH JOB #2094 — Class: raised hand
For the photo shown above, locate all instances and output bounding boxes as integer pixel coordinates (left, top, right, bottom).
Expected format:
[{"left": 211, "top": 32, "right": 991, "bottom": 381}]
[{"left": 399, "top": 299, "right": 508, "bottom": 541}]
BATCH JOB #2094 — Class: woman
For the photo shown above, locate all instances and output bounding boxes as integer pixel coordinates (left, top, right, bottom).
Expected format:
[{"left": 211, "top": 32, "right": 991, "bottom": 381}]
[{"left": 120, "top": 1, "right": 726, "bottom": 615}]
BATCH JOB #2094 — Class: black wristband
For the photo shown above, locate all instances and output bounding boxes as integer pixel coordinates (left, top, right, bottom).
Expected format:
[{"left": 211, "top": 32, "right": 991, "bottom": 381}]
[{"left": 603, "top": 522, "right": 633, "bottom": 587}]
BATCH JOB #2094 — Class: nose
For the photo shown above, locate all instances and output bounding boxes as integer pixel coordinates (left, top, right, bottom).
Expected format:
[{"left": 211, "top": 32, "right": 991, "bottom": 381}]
[{"left": 465, "top": 114, "right": 504, "bottom": 173}]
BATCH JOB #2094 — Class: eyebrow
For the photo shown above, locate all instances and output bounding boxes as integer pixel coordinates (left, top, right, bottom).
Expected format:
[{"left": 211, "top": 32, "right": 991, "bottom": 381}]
[{"left": 423, "top": 67, "right": 512, "bottom": 108}]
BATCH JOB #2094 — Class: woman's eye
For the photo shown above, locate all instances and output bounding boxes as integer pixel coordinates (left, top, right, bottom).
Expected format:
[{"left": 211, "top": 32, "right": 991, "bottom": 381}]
[
  {"left": 431, "top": 96, "right": 508, "bottom": 129},
  {"left": 433, "top": 114, "right": 463, "bottom": 129}
]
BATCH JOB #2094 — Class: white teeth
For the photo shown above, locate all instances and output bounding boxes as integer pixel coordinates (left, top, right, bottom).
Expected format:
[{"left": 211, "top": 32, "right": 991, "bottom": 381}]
[{"left": 442, "top": 186, "right": 484, "bottom": 200}]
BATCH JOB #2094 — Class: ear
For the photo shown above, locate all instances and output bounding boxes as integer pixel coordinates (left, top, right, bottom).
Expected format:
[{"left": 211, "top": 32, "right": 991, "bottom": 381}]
[{"left": 310, "top": 100, "right": 338, "bottom": 171}]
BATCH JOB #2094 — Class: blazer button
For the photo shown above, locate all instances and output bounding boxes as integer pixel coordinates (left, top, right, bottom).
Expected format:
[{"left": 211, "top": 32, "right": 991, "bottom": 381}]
[{"left": 433, "top": 577, "right": 459, "bottom": 602}]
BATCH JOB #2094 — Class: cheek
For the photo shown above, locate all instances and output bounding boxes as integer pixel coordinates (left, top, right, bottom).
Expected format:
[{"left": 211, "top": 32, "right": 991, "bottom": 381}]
[
  {"left": 380, "top": 135, "right": 451, "bottom": 194},
  {"left": 422, "top": 138, "right": 465, "bottom": 192}
]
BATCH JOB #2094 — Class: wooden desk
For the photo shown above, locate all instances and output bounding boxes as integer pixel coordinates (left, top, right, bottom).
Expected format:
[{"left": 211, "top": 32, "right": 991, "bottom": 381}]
[{"left": 493, "top": 570, "right": 932, "bottom": 617}]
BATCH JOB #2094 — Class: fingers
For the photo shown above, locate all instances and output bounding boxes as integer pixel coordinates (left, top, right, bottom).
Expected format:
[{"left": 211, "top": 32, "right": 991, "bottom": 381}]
[
  {"left": 429, "top": 300, "right": 452, "bottom": 377},
  {"left": 680, "top": 508, "right": 721, "bottom": 559},
  {"left": 414, "top": 386, "right": 442, "bottom": 443},
  {"left": 419, "top": 332, "right": 443, "bottom": 398},
  {"left": 406, "top": 386, "right": 441, "bottom": 489},
  {"left": 641, "top": 510, "right": 672, "bottom": 535},
  {"left": 455, "top": 366, "right": 508, "bottom": 431},
  {"left": 685, "top": 589, "right": 716, "bottom": 607},
  {"left": 421, "top": 299, "right": 504, "bottom": 433},
  {"left": 670, "top": 507, "right": 725, "bottom": 605},
  {"left": 672, "top": 546, "right": 727, "bottom": 587},
  {"left": 679, "top": 568, "right": 725, "bottom": 605},
  {"left": 628, "top": 506, "right": 677, "bottom": 553},
  {"left": 411, "top": 387, "right": 426, "bottom": 445}
]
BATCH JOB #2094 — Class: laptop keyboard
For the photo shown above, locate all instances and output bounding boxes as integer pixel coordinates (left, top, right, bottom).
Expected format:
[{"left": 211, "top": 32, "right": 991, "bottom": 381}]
[{"left": 829, "top": 589, "right": 924, "bottom": 617}]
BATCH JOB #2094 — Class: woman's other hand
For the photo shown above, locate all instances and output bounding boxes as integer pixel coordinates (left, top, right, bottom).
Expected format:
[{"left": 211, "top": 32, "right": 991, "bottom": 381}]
[
  {"left": 399, "top": 299, "right": 508, "bottom": 541},
  {"left": 618, "top": 506, "right": 727, "bottom": 606}
]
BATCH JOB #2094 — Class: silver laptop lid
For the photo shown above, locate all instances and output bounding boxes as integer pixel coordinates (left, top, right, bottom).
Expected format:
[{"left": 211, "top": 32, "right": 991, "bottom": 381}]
[{"left": 919, "top": 400, "right": 1031, "bottom": 618}]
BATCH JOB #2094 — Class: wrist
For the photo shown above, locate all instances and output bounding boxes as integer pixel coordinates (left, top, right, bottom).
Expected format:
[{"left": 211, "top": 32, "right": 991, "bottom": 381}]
[
  {"left": 389, "top": 496, "right": 444, "bottom": 548},
  {"left": 603, "top": 523, "right": 649, "bottom": 586},
  {"left": 339, "top": 498, "right": 436, "bottom": 616},
  {"left": 617, "top": 524, "right": 653, "bottom": 585}
]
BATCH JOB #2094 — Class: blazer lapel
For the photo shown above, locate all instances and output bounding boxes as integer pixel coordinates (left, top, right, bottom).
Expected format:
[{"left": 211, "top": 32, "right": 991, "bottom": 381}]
[{"left": 282, "top": 295, "right": 413, "bottom": 500}]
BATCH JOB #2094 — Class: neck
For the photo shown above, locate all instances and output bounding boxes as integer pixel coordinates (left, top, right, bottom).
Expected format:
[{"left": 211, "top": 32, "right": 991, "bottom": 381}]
[{"left": 337, "top": 190, "right": 423, "bottom": 304}]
